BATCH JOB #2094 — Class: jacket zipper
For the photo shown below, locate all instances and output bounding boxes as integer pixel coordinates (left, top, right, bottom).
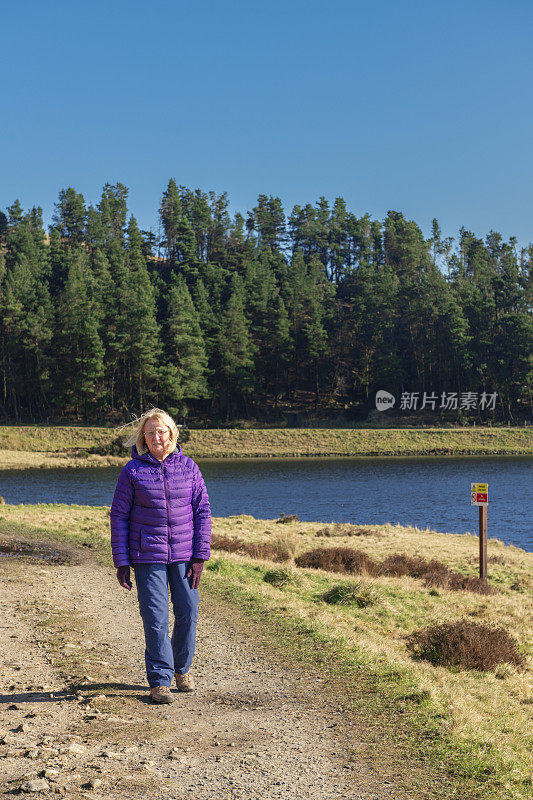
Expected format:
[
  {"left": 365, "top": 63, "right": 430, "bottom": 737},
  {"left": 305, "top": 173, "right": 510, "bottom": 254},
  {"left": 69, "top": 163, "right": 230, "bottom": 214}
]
[{"left": 161, "top": 463, "right": 171, "bottom": 561}]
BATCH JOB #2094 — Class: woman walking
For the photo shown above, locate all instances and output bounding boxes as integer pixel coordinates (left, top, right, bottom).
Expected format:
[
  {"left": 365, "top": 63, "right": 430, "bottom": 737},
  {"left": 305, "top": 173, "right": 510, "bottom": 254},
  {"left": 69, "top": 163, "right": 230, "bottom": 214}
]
[{"left": 110, "top": 408, "right": 211, "bottom": 704}]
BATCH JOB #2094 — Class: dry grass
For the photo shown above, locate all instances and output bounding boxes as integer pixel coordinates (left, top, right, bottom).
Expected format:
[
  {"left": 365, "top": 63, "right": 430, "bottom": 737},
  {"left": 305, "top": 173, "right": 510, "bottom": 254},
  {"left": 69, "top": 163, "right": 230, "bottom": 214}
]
[
  {"left": 316, "top": 523, "right": 378, "bottom": 537},
  {"left": 0, "top": 449, "right": 125, "bottom": 470}
]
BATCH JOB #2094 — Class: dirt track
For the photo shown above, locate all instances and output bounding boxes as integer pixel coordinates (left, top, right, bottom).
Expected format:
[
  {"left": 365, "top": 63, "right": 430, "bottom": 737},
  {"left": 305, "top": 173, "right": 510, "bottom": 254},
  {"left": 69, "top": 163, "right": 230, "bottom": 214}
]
[{"left": 0, "top": 541, "right": 415, "bottom": 800}]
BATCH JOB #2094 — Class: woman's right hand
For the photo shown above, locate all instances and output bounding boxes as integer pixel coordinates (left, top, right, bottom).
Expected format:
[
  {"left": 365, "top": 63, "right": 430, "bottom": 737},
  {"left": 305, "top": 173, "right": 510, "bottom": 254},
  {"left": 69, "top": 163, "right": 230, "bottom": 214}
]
[{"left": 116, "top": 565, "right": 132, "bottom": 590}]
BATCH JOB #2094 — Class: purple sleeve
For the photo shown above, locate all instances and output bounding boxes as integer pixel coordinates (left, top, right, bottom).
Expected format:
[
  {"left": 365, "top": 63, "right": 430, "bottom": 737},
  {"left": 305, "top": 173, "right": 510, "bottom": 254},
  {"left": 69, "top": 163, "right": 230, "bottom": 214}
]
[
  {"left": 110, "top": 466, "right": 133, "bottom": 567},
  {"left": 191, "top": 464, "right": 211, "bottom": 560}
]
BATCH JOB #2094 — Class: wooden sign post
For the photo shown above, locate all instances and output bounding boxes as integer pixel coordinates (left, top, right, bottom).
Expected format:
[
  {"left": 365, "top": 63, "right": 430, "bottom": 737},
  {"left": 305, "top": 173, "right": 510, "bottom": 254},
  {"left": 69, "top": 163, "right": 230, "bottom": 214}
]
[{"left": 471, "top": 483, "right": 488, "bottom": 581}]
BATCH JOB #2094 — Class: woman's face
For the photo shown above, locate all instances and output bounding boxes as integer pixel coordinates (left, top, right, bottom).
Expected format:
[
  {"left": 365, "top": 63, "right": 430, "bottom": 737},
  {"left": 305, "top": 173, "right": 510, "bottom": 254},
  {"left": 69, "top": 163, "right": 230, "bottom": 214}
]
[{"left": 143, "top": 418, "right": 172, "bottom": 461}]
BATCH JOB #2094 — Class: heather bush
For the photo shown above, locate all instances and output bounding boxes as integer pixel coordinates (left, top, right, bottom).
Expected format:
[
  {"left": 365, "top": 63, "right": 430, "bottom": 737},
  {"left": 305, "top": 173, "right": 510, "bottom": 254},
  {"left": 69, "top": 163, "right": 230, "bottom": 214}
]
[
  {"left": 379, "top": 553, "right": 447, "bottom": 578},
  {"left": 210, "top": 533, "right": 286, "bottom": 562},
  {"left": 423, "top": 571, "right": 497, "bottom": 595},
  {"left": 295, "top": 547, "right": 379, "bottom": 575},
  {"left": 210, "top": 534, "right": 246, "bottom": 553},
  {"left": 406, "top": 619, "right": 525, "bottom": 671}
]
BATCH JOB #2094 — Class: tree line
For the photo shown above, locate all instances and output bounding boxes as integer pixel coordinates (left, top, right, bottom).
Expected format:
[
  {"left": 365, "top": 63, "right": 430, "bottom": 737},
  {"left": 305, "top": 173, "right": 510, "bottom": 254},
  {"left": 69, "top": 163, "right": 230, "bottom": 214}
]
[{"left": 0, "top": 180, "right": 531, "bottom": 424}]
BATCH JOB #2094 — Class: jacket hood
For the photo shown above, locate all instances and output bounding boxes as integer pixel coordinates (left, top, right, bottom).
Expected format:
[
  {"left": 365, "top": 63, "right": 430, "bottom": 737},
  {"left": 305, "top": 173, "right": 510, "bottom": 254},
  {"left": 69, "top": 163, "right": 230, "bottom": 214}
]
[{"left": 131, "top": 444, "right": 183, "bottom": 464}]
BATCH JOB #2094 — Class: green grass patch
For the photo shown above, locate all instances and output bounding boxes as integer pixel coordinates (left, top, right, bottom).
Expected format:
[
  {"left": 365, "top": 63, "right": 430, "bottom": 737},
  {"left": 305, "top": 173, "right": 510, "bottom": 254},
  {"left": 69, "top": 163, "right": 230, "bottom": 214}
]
[{"left": 322, "top": 580, "right": 377, "bottom": 607}]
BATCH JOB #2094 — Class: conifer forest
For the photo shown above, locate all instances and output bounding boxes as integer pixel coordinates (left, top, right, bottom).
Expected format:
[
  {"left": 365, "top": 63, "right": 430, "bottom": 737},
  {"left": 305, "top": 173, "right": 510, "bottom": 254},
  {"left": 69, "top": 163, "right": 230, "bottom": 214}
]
[{"left": 0, "top": 181, "right": 531, "bottom": 424}]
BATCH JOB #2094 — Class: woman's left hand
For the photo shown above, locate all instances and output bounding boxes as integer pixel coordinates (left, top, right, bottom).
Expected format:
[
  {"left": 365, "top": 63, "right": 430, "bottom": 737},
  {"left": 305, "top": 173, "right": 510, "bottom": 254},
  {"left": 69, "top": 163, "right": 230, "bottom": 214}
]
[{"left": 186, "top": 558, "right": 205, "bottom": 589}]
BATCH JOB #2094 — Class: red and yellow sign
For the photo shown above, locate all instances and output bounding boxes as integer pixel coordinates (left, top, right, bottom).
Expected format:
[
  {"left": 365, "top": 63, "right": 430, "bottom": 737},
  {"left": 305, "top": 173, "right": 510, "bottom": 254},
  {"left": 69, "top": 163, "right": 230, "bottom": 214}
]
[{"left": 471, "top": 483, "right": 488, "bottom": 506}]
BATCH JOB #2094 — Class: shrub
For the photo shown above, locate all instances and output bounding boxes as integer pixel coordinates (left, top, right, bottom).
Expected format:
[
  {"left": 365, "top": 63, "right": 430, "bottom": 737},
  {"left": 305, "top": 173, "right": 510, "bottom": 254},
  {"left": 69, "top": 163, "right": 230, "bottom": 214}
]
[
  {"left": 423, "top": 571, "right": 497, "bottom": 595},
  {"left": 210, "top": 534, "right": 245, "bottom": 553},
  {"left": 243, "top": 541, "right": 282, "bottom": 561},
  {"left": 380, "top": 552, "right": 497, "bottom": 595},
  {"left": 380, "top": 554, "right": 447, "bottom": 578},
  {"left": 210, "top": 533, "right": 286, "bottom": 562},
  {"left": 322, "top": 581, "right": 376, "bottom": 607},
  {"left": 276, "top": 513, "right": 299, "bottom": 524},
  {"left": 295, "top": 547, "right": 379, "bottom": 576},
  {"left": 263, "top": 567, "right": 300, "bottom": 588},
  {"left": 406, "top": 620, "right": 525, "bottom": 671}
]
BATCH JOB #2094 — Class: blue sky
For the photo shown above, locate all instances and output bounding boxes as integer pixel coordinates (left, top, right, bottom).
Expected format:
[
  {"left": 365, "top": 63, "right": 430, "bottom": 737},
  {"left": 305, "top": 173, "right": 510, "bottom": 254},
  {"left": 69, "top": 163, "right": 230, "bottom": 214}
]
[{"left": 2, "top": 0, "right": 532, "bottom": 248}]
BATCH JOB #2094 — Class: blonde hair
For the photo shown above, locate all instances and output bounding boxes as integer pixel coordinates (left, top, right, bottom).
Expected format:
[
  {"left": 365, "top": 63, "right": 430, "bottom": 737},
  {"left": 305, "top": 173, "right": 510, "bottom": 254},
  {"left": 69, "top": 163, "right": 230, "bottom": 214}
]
[{"left": 124, "top": 408, "right": 179, "bottom": 456}]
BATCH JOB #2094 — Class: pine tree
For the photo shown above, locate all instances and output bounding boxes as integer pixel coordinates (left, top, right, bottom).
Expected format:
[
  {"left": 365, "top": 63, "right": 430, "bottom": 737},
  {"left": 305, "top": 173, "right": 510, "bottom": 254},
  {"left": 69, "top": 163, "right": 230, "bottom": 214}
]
[
  {"left": 166, "top": 274, "right": 209, "bottom": 404},
  {"left": 217, "top": 276, "right": 254, "bottom": 420},
  {"left": 119, "top": 217, "right": 163, "bottom": 411},
  {"left": 159, "top": 179, "right": 197, "bottom": 268},
  {"left": 52, "top": 187, "right": 87, "bottom": 244},
  {"left": 53, "top": 247, "right": 104, "bottom": 416},
  {"left": 0, "top": 205, "right": 53, "bottom": 419}
]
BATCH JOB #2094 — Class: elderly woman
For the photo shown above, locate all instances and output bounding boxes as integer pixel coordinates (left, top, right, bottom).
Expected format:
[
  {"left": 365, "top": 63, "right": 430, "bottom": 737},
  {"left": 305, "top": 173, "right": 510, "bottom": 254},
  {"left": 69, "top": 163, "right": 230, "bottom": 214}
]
[{"left": 110, "top": 408, "right": 211, "bottom": 704}]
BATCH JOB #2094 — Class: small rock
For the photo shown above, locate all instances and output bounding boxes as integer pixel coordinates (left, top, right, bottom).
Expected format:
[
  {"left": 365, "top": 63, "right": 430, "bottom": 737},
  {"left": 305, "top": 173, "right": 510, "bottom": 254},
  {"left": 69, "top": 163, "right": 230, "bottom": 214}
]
[
  {"left": 20, "top": 778, "right": 49, "bottom": 793},
  {"left": 7, "top": 703, "right": 23, "bottom": 710},
  {"left": 21, "top": 772, "right": 38, "bottom": 781},
  {"left": 100, "top": 750, "right": 121, "bottom": 759},
  {"left": 5, "top": 747, "right": 24, "bottom": 757},
  {"left": 24, "top": 748, "right": 41, "bottom": 759},
  {"left": 43, "top": 769, "right": 60, "bottom": 779},
  {"left": 39, "top": 747, "right": 58, "bottom": 758},
  {"left": 84, "top": 778, "right": 102, "bottom": 789},
  {"left": 67, "top": 742, "right": 87, "bottom": 755},
  {"left": 1, "top": 735, "right": 20, "bottom": 746},
  {"left": 14, "top": 723, "right": 29, "bottom": 733}
]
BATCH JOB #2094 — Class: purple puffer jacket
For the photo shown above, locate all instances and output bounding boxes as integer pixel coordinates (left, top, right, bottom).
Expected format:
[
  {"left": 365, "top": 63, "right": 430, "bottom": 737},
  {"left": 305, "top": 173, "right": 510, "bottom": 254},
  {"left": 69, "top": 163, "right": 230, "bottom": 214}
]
[{"left": 110, "top": 445, "right": 211, "bottom": 567}]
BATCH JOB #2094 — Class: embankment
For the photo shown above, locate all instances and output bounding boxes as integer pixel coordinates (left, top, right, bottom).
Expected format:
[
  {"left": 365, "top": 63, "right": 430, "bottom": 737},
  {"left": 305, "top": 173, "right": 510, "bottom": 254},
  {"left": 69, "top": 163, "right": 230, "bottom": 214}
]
[{"left": 0, "top": 425, "right": 532, "bottom": 469}]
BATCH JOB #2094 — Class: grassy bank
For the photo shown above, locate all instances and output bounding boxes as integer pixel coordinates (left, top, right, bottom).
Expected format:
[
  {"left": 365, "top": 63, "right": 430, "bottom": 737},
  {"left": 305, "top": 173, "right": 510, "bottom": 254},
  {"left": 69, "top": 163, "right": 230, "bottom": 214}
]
[
  {"left": 0, "top": 504, "right": 531, "bottom": 798},
  {"left": 0, "top": 424, "right": 532, "bottom": 469}
]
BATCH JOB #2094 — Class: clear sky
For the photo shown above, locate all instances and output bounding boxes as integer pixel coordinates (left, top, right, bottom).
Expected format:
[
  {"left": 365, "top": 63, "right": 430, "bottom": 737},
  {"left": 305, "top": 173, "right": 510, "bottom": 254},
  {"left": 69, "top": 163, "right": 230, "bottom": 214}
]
[{"left": 2, "top": 0, "right": 532, "bottom": 248}]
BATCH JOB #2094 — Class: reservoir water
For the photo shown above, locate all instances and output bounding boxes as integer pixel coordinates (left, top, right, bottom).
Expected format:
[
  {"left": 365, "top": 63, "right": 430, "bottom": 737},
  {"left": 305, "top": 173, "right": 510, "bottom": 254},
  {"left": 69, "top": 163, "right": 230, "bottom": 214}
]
[{"left": 0, "top": 455, "right": 531, "bottom": 552}]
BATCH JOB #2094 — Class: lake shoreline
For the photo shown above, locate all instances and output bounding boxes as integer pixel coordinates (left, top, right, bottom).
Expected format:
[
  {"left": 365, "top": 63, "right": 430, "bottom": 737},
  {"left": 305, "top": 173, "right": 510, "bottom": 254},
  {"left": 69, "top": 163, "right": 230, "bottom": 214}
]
[{"left": 0, "top": 425, "right": 532, "bottom": 469}]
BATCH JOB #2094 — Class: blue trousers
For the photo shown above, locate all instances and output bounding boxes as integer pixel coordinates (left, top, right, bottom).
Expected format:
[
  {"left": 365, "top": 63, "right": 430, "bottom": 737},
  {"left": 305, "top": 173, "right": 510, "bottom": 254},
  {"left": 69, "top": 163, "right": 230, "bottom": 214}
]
[{"left": 133, "top": 562, "right": 199, "bottom": 688}]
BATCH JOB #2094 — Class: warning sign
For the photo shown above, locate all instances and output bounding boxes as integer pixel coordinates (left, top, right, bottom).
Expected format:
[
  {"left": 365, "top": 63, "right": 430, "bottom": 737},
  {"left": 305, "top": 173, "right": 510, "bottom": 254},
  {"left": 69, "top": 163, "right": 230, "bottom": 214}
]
[{"left": 471, "top": 483, "right": 488, "bottom": 506}]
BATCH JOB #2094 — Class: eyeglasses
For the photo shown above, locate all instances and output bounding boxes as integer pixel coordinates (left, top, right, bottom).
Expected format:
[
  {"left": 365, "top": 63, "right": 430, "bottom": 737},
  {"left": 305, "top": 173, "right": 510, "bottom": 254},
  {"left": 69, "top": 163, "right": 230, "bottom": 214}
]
[{"left": 145, "top": 428, "right": 170, "bottom": 439}]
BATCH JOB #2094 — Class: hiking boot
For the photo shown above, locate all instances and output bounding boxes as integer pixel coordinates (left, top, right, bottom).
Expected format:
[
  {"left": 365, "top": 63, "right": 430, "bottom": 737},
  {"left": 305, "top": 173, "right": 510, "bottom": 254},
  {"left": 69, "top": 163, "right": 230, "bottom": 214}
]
[
  {"left": 150, "top": 685, "right": 174, "bottom": 704},
  {"left": 175, "top": 672, "right": 195, "bottom": 692}
]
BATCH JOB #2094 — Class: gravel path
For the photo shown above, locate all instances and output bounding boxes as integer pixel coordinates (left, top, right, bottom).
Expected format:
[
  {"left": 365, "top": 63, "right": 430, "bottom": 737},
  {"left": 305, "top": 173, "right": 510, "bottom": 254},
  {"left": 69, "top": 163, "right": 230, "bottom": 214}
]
[{"left": 0, "top": 548, "right": 408, "bottom": 800}]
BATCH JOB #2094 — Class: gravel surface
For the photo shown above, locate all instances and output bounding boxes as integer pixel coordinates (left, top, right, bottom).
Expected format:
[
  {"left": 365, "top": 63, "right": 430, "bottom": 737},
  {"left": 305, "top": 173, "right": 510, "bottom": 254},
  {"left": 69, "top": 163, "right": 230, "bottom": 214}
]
[{"left": 0, "top": 546, "right": 411, "bottom": 800}]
